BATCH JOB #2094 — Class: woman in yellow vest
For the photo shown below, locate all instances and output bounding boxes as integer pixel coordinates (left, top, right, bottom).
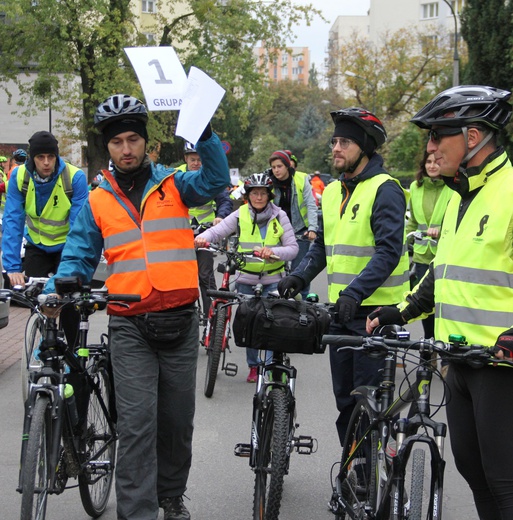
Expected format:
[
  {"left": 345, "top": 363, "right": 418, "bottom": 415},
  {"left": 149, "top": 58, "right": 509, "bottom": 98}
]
[
  {"left": 195, "top": 172, "right": 299, "bottom": 383},
  {"left": 406, "top": 150, "right": 453, "bottom": 342}
]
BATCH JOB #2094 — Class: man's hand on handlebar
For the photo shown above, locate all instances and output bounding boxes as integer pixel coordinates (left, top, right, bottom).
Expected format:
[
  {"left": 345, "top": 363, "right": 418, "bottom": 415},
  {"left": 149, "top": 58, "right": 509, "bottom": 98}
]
[
  {"left": 8, "top": 272, "right": 26, "bottom": 288},
  {"left": 366, "top": 306, "right": 405, "bottom": 334},
  {"left": 277, "top": 275, "right": 304, "bottom": 299}
]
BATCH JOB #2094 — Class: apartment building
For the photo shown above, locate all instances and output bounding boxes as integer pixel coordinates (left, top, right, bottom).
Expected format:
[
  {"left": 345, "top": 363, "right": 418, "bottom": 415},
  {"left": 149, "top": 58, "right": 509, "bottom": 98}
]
[
  {"left": 253, "top": 46, "right": 311, "bottom": 85},
  {"left": 327, "top": 0, "right": 464, "bottom": 92}
]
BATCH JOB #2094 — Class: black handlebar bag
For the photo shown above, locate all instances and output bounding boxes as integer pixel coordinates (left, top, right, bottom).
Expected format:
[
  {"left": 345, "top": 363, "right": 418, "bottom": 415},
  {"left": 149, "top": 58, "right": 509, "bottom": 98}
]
[{"left": 233, "top": 298, "right": 331, "bottom": 355}]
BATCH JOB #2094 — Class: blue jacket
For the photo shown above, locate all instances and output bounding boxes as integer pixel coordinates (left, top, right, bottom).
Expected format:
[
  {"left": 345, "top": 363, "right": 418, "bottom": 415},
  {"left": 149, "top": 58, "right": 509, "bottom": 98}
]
[
  {"left": 44, "top": 133, "right": 229, "bottom": 294},
  {"left": 291, "top": 154, "right": 407, "bottom": 305},
  {"left": 1, "top": 157, "right": 88, "bottom": 273}
]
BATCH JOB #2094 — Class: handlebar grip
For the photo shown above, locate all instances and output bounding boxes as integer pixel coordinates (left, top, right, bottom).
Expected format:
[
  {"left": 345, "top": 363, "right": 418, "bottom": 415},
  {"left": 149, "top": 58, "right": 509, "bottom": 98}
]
[
  {"left": 107, "top": 294, "right": 141, "bottom": 303},
  {"left": 206, "top": 289, "right": 240, "bottom": 300},
  {"left": 321, "top": 334, "right": 365, "bottom": 346}
]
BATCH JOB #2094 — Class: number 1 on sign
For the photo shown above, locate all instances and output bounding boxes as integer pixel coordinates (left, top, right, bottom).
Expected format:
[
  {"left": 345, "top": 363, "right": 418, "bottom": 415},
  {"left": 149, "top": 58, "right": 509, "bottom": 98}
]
[{"left": 148, "top": 59, "right": 173, "bottom": 84}]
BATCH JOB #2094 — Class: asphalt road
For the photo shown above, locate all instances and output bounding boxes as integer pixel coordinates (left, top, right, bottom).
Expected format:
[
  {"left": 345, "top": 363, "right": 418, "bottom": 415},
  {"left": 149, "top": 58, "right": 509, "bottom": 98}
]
[{"left": 0, "top": 271, "right": 478, "bottom": 519}]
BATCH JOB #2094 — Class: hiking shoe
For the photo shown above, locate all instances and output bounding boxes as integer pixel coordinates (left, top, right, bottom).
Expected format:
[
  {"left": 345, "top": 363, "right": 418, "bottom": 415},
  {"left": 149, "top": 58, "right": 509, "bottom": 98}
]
[
  {"left": 159, "top": 496, "right": 191, "bottom": 520},
  {"left": 246, "top": 366, "right": 258, "bottom": 383}
]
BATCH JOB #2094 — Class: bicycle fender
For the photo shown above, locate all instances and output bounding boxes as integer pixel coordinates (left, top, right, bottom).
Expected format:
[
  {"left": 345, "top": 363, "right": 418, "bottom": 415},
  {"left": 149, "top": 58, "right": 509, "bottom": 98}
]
[{"left": 351, "top": 385, "right": 380, "bottom": 414}]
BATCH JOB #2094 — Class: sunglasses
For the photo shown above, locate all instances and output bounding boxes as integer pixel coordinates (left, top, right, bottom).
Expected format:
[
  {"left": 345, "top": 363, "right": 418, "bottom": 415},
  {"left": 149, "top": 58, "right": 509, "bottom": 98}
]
[{"left": 428, "top": 127, "right": 463, "bottom": 143}]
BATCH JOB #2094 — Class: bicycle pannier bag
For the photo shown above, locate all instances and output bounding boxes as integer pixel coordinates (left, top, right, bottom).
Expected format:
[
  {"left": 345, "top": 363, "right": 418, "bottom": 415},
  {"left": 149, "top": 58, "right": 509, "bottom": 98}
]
[{"left": 233, "top": 298, "right": 331, "bottom": 354}]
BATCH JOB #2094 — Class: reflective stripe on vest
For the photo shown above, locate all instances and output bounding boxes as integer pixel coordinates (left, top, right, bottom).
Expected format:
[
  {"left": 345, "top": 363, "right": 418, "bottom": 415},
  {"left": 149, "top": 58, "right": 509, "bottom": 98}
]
[
  {"left": 322, "top": 174, "right": 410, "bottom": 305},
  {"left": 409, "top": 181, "right": 452, "bottom": 256},
  {"left": 17, "top": 163, "right": 79, "bottom": 246},
  {"left": 293, "top": 171, "right": 309, "bottom": 228},
  {"left": 89, "top": 174, "right": 198, "bottom": 299},
  {"left": 189, "top": 201, "right": 215, "bottom": 224},
  {"left": 237, "top": 205, "right": 285, "bottom": 275},
  {"left": 433, "top": 152, "right": 513, "bottom": 345}
]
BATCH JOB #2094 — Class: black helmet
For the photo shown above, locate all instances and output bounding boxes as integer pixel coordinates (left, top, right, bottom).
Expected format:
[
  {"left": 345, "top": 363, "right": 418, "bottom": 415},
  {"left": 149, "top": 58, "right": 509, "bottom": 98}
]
[
  {"left": 184, "top": 141, "right": 197, "bottom": 154},
  {"left": 330, "top": 107, "right": 387, "bottom": 149},
  {"left": 94, "top": 94, "right": 148, "bottom": 130},
  {"left": 13, "top": 149, "right": 27, "bottom": 162},
  {"left": 410, "top": 85, "right": 512, "bottom": 131}
]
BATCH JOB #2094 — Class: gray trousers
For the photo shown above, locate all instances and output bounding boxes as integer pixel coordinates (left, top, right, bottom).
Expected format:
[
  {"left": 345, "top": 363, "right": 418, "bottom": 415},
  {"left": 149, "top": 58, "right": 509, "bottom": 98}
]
[{"left": 109, "top": 311, "right": 199, "bottom": 520}]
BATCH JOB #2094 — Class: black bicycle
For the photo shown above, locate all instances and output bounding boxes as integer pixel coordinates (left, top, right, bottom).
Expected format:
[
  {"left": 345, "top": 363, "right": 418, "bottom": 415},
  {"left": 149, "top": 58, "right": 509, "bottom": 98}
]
[
  {"left": 2, "top": 276, "right": 140, "bottom": 520},
  {"left": 233, "top": 291, "right": 332, "bottom": 520},
  {"left": 323, "top": 328, "right": 513, "bottom": 520}
]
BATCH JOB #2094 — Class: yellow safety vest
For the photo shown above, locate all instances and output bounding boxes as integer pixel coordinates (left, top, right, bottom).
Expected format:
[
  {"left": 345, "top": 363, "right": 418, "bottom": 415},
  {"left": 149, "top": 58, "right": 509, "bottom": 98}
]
[
  {"left": 323, "top": 174, "right": 410, "bottom": 305},
  {"left": 433, "top": 151, "right": 513, "bottom": 346},
  {"left": 237, "top": 205, "right": 285, "bottom": 275},
  {"left": 17, "top": 163, "right": 78, "bottom": 246},
  {"left": 293, "top": 171, "right": 309, "bottom": 228}
]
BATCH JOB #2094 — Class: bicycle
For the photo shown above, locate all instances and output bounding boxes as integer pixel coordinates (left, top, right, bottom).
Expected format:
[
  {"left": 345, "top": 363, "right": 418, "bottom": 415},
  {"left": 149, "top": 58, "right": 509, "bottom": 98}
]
[
  {"left": 322, "top": 328, "right": 513, "bottom": 520},
  {"left": 1, "top": 276, "right": 140, "bottom": 520},
  {"left": 233, "top": 291, "right": 332, "bottom": 520},
  {"left": 198, "top": 242, "right": 273, "bottom": 398}
]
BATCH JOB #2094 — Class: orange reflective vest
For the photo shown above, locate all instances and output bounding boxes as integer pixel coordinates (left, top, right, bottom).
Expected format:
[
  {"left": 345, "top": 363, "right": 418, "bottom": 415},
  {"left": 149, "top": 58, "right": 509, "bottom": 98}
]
[{"left": 89, "top": 170, "right": 198, "bottom": 300}]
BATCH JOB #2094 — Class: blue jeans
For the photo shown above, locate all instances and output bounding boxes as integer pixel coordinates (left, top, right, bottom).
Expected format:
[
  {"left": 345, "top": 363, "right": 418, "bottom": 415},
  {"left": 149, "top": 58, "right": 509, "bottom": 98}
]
[{"left": 235, "top": 282, "right": 276, "bottom": 367}]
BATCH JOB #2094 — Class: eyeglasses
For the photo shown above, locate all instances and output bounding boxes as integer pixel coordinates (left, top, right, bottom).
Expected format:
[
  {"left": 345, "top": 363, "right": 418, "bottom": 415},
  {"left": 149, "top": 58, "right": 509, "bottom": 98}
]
[
  {"left": 330, "top": 137, "right": 355, "bottom": 150},
  {"left": 428, "top": 127, "right": 463, "bottom": 143},
  {"left": 248, "top": 190, "right": 268, "bottom": 198}
]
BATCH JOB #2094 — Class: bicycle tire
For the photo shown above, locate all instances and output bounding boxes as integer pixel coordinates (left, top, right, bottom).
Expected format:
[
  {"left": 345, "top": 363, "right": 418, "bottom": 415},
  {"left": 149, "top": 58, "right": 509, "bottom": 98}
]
[
  {"left": 253, "top": 388, "right": 289, "bottom": 520},
  {"left": 78, "top": 359, "right": 116, "bottom": 517},
  {"left": 204, "top": 306, "right": 226, "bottom": 398},
  {"left": 335, "top": 400, "right": 378, "bottom": 520},
  {"left": 20, "top": 395, "right": 51, "bottom": 520},
  {"left": 22, "top": 313, "right": 44, "bottom": 402},
  {"left": 405, "top": 448, "right": 426, "bottom": 520}
]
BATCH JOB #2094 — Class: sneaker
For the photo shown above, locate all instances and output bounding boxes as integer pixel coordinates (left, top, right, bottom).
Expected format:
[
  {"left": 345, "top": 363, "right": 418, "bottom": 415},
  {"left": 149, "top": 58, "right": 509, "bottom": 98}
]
[
  {"left": 159, "top": 496, "right": 191, "bottom": 520},
  {"left": 246, "top": 366, "right": 258, "bottom": 383}
]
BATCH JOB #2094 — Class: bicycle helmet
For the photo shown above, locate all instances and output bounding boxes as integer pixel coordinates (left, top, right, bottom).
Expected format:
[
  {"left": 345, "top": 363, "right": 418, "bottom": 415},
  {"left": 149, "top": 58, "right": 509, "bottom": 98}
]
[
  {"left": 244, "top": 173, "right": 274, "bottom": 201},
  {"left": 330, "top": 107, "right": 387, "bottom": 149},
  {"left": 410, "top": 85, "right": 512, "bottom": 130},
  {"left": 13, "top": 149, "right": 27, "bottom": 163},
  {"left": 184, "top": 141, "right": 197, "bottom": 154},
  {"left": 94, "top": 94, "right": 148, "bottom": 130}
]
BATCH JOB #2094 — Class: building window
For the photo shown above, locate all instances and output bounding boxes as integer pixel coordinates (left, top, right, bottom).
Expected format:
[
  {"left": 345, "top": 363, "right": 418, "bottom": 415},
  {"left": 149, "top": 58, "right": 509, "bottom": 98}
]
[
  {"left": 281, "top": 66, "right": 288, "bottom": 76},
  {"left": 421, "top": 2, "right": 439, "bottom": 19},
  {"left": 144, "top": 33, "right": 155, "bottom": 44},
  {"left": 142, "top": 0, "right": 156, "bottom": 13},
  {"left": 451, "top": 0, "right": 465, "bottom": 14}
]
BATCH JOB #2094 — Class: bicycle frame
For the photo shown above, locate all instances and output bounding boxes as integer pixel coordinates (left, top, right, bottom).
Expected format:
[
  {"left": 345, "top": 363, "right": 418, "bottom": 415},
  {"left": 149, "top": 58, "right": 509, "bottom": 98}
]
[
  {"left": 338, "top": 350, "right": 446, "bottom": 520},
  {"left": 17, "top": 304, "right": 116, "bottom": 496}
]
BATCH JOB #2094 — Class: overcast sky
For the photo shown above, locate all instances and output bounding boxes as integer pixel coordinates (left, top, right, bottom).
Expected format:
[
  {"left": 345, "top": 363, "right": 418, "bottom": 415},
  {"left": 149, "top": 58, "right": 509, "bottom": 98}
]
[{"left": 289, "top": 0, "right": 371, "bottom": 71}]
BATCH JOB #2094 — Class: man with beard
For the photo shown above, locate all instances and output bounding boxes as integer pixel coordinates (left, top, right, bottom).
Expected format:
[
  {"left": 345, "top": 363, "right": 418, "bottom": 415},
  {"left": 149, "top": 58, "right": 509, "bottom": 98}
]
[
  {"left": 44, "top": 94, "right": 229, "bottom": 520},
  {"left": 277, "top": 107, "right": 410, "bottom": 445}
]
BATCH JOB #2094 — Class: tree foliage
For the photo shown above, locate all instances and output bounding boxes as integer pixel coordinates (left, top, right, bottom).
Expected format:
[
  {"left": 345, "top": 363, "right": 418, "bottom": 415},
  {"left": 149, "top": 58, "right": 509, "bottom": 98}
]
[{"left": 0, "top": 0, "right": 321, "bottom": 176}]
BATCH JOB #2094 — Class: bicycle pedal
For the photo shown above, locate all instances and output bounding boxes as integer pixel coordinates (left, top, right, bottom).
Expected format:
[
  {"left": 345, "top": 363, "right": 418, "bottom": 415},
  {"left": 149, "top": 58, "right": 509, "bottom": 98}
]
[
  {"left": 224, "top": 362, "right": 238, "bottom": 377},
  {"left": 294, "top": 435, "right": 317, "bottom": 454},
  {"left": 234, "top": 443, "right": 251, "bottom": 457}
]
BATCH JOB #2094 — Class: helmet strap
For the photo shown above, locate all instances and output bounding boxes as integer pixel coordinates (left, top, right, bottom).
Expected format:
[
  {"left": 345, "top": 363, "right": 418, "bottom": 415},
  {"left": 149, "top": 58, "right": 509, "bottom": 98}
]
[
  {"left": 459, "top": 127, "right": 494, "bottom": 175},
  {"left": 346, "top": 150, "right": 367, "bottom": 174}
]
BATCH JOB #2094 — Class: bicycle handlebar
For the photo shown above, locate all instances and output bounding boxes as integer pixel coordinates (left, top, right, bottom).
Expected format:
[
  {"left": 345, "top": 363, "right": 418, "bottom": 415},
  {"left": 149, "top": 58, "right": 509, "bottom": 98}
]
[
  {"left": 321, "top": 332, "right": 513, "bottom": 368},
  {"left": 206, "top": 289, "right": 241, "bottom": 300},
  {"left": 198, "top": 242, "right": 280, "bottom": 261}
]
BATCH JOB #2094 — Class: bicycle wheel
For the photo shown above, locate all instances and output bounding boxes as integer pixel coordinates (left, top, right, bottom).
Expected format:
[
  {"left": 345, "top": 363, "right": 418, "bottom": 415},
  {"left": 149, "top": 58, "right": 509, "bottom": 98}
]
[
  {"left": 394, "top": 448, "right": 425, "bottom": 520},
  {"left": 20, "top": 396, "right": 51, "bottom": 520},
  {"left": 204, "top": 306, "right": 226, "bottom": 398},
  {"left": 335, "top": 400, "right": 378, "bottom": 520},
  {"left": 78, "top": 359, "right": 116, "bottom": 517},
  {"left": 22, "top": 313, "right": 44, "bottom": 402},
  {"left": 253, "top": 388, "right": 289, "bottom": 520}
]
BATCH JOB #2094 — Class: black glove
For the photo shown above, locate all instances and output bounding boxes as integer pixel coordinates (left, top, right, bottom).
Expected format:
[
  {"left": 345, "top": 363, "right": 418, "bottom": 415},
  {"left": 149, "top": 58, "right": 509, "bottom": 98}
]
[
  {"left": 334, "top": 294, "right": 359, "bottom": 324},
  {"left": 367, "top": 306, "right": 405, "bottom": 326},
  {"left": 495, "top": 328, "right": 513, "bottom": 359},
  {"left": 277, "top": 275, "right": 304, "bottom": 299}
]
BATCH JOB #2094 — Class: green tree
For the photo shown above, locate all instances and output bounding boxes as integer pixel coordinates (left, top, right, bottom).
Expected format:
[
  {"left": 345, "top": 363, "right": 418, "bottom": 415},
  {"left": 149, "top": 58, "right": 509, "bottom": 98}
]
[
  {"left": 0, "top": 0, "right": 320, "bottom": 176},
  {"left": 388, "top": 125, "right": 425, "bottom": 171},
  {"left": 460, "top": 0, "right": 513, "bottom": 89}
]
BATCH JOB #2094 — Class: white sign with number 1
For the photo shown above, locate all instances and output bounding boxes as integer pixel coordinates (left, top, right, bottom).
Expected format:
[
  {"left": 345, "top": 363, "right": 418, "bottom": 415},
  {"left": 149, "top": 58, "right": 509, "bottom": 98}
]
[{"left": 124, "top": 46, "right": 187, "bottom": 111}]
